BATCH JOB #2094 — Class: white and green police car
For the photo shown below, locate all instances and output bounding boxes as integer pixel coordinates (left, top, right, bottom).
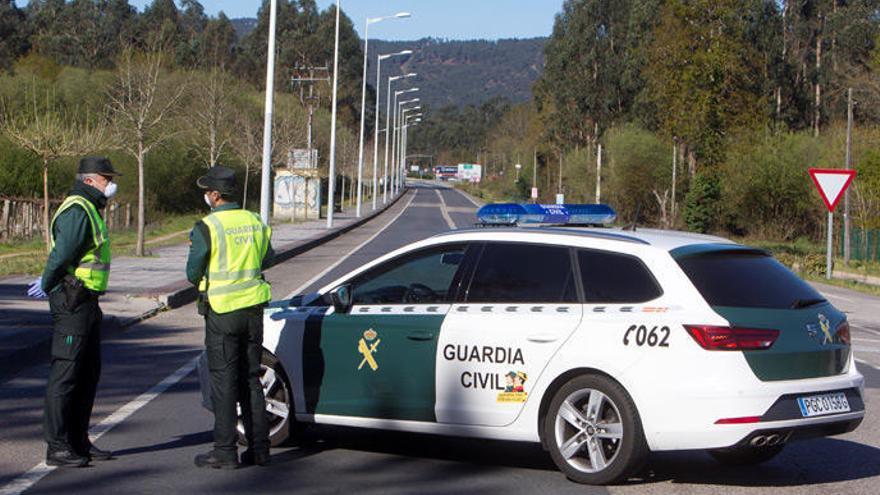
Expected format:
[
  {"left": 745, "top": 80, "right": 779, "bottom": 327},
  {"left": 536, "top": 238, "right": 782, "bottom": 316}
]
[{"left": 200, "top": 204, "right": 865, "bottom": 485}]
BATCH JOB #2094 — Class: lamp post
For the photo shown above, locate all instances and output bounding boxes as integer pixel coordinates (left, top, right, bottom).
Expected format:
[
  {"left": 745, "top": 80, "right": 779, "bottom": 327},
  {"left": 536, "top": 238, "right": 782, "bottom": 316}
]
[
  {"left": 372, "top": 53, "right": 412, "bottom": 211},
  {"left": 356, "top": 13, "right": 410, "bottom": 218},
  {"left": 402, "top": 115, "right": 422, "bottom": 185},
  {"left": 383, "top": 76, "right": 417, "bottom": 204},
  {"left": 398, "top": 108, "right": 421, "bottom": 193},
  {"left": 326, "top": 0, "right": 341, "bottom": 228},
  {"left": 393, "top": 97, "right": 420, "bottom": 195},
  {"left": 259, "top": 0, "right": 278, "bottom": 223}
]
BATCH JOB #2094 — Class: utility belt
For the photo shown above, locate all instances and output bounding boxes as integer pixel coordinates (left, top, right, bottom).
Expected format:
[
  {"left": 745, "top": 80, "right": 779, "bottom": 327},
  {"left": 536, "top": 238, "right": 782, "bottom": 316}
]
[{"left": 60, "top": 274, "right": 99, "bottom": 311}]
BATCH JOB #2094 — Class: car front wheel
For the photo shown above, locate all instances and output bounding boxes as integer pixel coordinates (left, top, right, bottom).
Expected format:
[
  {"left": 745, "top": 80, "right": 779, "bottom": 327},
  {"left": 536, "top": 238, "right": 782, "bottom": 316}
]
[
  {"left": 237, "top": 351, "right": 296, "bottom": 447},
  {"left": 544, "top": 374, "right": 648, "bottom": 485}
]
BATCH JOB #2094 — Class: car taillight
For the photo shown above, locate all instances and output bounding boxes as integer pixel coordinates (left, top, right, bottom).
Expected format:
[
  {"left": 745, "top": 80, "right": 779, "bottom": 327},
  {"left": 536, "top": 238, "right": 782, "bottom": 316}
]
[
  {"left": 684, "top": 325, "right": 780, "bottom": 351},
  {"left": 837, "top": 321, "right": 851, "bottom": 345}
]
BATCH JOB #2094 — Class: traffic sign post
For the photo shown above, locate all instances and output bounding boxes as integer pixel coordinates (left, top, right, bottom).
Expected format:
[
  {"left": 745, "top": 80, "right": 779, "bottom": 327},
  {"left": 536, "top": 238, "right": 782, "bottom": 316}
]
[{"left": 809, "top": 168, "right": 857, "bottom": 280}]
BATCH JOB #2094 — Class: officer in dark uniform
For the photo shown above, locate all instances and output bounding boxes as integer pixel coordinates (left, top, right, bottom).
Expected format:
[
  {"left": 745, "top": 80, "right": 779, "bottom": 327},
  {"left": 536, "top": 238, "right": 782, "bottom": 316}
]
[
  {"left": 28, "top": 157, "right": 120, "bottom": 467},
  {"left": 186, "top": 166, "right": 274, "bottom": 469}
]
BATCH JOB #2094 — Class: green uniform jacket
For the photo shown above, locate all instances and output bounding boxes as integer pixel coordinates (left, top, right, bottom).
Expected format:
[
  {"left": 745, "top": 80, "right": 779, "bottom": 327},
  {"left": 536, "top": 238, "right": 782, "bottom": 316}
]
[
  {"left": 185, "top": 203, "right": 275, "bottom": 286},
  {"left": 41, "top": 182, "right": 108, "bottom": 293}
]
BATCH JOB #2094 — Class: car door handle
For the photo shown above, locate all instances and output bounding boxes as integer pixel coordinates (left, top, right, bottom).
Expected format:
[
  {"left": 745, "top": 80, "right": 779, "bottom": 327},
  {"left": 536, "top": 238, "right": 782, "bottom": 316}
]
[
  {"left": 407, "top": 331, "right": 435, "bottom": 341},
  {"left": 527, "top": 334, "right": 558, "bottom": 343}
]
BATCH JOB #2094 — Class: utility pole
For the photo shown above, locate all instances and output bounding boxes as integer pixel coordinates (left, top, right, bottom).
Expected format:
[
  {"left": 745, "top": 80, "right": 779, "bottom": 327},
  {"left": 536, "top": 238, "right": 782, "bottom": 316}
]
[
  {"left": 532, "top": 148, "right": 538, "bottom": 203},
  {"left": 595, "top": 144, "right": 603, "bottom": 204},
  {"left": 259, "top": 0, "right": 278, "bottom": 224},
  {"left": 291, "top": 65, "right": 330, "bottom": 221},
  {"left": 671, "top": 138, "right": 678, "bottom": 224},
  {"left": 326, "top": 0, "right": 341, "bottom": 229},
  {"left": 844, "top": 87, "right": 853, "bottom": 264}
]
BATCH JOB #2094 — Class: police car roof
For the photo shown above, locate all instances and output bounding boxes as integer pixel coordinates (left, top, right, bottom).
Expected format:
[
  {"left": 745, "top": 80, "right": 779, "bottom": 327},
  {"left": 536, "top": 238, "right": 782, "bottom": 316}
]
[{"left": 433, "top": 225, "right": 736, "bottom": 252}]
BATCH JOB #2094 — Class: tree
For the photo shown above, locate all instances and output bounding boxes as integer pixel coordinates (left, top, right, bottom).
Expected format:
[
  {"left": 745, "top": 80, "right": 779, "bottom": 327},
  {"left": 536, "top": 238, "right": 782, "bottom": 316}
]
[
  {"left": 190, "top": 67, "right": 234, "bottom": 167},
  {"left": 229, "top": 97, "right": 262, "bottom": 207},
  {"left": 1, "top": 85, "right": 110, "bottom": 251},
  {"left": 107, "top": 45, "right": 186, "bottom": 256},
  {"left": 0, "top": 0, "right": 30, "bottom": 72},
  {"left": 643, "top": 0, "right": 771, "bottom": 171}
]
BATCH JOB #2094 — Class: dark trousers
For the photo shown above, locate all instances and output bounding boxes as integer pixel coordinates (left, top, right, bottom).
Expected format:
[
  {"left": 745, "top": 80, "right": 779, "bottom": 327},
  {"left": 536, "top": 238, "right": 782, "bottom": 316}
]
[
  {"left": 205, "top": 305, "right": 270, "bottom": 461},
  {"left": 44, "top": 290, "right": 102, "bottom": 454}
]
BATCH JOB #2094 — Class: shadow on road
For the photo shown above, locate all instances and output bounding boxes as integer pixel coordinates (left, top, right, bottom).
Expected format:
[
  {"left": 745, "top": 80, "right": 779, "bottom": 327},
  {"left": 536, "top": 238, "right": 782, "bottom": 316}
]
[{"left": 629, "top": 437, "right": 880, "bottom": 487}]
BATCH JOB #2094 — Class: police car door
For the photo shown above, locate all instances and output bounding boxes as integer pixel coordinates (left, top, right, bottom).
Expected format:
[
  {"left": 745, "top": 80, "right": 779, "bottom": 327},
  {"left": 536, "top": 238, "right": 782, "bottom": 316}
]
[
  {"left": 436, "top": 241, "right": 583, "bottom": 427},
  {"left": 304, "top": 243, "right": 469, "bottom": 422}
]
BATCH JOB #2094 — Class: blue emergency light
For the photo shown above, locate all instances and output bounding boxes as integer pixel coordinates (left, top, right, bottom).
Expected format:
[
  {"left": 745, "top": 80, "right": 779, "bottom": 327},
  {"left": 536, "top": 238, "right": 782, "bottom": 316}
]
[{"left": 476, "top": 203, "right": 617, "bottom": 226}]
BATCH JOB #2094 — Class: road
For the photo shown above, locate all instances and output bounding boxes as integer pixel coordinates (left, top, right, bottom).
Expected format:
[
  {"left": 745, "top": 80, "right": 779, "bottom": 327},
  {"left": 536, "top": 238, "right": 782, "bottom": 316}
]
[{"left": 0, "top": 182, "right": 878, "bottom": 495}]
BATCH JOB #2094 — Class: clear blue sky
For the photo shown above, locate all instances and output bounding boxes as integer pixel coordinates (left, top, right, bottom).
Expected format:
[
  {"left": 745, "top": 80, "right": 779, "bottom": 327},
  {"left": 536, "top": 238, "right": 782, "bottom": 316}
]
[{"left": 96, "top": 1, "right": 564, "bottom": 40}]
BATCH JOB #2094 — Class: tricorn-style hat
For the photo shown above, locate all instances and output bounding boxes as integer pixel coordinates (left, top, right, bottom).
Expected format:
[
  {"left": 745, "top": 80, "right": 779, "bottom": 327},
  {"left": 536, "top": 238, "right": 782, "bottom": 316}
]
[
  {"left": 197, "top": 165, "right": 237, "bottom": 195},
  {"left": 78, "top": 157, "right": 121, "bottom": 176}
]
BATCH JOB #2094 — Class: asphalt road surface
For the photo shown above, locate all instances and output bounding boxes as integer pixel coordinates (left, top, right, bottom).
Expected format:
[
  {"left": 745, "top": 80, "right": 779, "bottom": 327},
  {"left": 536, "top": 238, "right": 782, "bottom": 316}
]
[{"left": 1, "top": 182, "right": 878, "bottom": 495}]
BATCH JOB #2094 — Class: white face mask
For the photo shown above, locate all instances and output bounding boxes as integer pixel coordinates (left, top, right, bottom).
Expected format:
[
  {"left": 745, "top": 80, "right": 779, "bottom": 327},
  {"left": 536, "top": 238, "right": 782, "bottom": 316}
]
[
  {"left": 204, "top": 193, "right": 213, "bottom": 209},
  {"left": 103, "top": 181, "right": 118, "bottom": 199}
]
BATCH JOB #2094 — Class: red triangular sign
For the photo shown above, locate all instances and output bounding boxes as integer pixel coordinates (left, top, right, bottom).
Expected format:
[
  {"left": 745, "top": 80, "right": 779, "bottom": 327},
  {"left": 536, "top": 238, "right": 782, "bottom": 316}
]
[{"left": 809, "top": 168, "right": 857, "bottom": 212}]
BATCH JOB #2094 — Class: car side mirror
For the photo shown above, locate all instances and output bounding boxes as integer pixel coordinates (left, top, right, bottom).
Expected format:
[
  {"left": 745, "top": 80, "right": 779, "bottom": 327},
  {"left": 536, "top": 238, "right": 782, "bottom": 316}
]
[{"left": 330, "top": 284, "right": 353, "bottom": 314}]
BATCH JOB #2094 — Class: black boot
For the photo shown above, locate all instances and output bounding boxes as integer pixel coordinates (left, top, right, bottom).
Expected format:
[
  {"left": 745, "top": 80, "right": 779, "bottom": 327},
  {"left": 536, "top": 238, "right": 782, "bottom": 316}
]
[
  {"left": 194, "top": 450, "right": 239, "bottom": 470},
  {"left": 46, "top": 450, "right": 89, "bottom": 468},
  {"left": 240, "top": 449, "right": 271, "bottom": 466},
  {"left": 86, "top": 445, "right": 113, "bottom": 461}
]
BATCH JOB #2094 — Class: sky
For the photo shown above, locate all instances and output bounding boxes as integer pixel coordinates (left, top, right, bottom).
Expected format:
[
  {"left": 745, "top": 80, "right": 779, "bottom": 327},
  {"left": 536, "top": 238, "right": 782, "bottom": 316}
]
[{"left": 111, "top": 1, "right": 564, "bottom": 41}]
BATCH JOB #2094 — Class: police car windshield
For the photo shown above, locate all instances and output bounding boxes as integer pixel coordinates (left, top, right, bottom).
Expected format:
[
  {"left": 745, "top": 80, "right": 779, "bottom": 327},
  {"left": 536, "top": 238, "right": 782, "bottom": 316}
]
[{"left": 676, "top": 251, "right": 826, "bottom": 310}]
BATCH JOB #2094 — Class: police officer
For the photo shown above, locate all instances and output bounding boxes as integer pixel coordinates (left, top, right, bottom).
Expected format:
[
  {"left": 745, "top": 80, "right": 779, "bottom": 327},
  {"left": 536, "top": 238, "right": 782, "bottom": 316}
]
[
  {"left": 186, "top": 166, "right": 274, "bottom": 469},
  {"left": 27, "top": 157, "right": 120, "bottom": 467}
]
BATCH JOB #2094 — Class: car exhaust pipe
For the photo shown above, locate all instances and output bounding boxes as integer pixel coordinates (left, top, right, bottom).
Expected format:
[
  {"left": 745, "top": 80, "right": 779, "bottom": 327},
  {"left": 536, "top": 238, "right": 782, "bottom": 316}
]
[
  {"left": 749, "top": 432, "right": 790, "bottom": 448},
  {"left": 765, "top": 434, "right": 781, "bottom": 446},
  {"left": 750, "top": 435, "right": 768, "bottom": 447}
]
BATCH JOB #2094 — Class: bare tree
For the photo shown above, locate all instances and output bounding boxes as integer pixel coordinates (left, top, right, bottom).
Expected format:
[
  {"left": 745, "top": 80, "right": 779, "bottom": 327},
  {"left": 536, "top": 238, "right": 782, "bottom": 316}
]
[
  {"left": 107, "top": 45, "right": 186, "bottom": 256},
  {"left": 229, "top": 99, "right": 263, "bottom": 207},
  {"left": 190, "top": 67, "right": 234, "bottom": 168},
  {"left": 1, "top": 87, "right": 111, "bottom": 252}
]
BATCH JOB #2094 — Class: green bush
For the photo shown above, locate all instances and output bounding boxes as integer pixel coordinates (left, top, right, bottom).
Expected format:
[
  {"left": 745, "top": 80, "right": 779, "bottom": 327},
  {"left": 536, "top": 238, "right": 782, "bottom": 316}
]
[
  {"left": 684, "top": 171, "right": 720, "bottom": 233},
  {"left": 606, "top": 124, "right": 671, "bottom": 226}
]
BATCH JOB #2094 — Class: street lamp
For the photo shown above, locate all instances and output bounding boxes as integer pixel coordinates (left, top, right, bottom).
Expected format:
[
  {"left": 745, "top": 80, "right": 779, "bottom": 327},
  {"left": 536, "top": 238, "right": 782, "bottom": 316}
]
[
  {"left": 372, "top": 52, "right": 412, "bottom": 211},
  {"left": 401, "top": 114, "right": 422, "bottom": 188},
  {"left": 259, "top": 0, "right": 279, "bottom": 223},
  {"left": 326, "top": 0, "right": 341, "bottom": 228},
  {"left": 383, "top": 75, "right": 417, "bottom": 204},
  {"left": 393, "top": 97, "right": 420, "bottom": 195},
  {"left": 356, "top": 12, "right": 411, "bottom": 218}
]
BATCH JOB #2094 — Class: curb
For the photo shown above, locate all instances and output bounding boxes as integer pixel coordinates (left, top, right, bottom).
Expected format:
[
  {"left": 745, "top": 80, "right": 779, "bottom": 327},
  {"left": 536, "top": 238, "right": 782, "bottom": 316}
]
[
  {"left": 0, "top": 192, "right": 408, "bottom": 381},
  {"left": 127, "top": 189, "right": 408, "bottom": 314}
]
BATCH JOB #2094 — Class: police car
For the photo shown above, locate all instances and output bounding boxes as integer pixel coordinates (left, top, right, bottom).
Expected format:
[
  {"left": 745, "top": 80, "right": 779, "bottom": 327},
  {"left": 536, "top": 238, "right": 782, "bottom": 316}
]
[{"left": 199, "top": 204, "right": 865, "bottom": 485}]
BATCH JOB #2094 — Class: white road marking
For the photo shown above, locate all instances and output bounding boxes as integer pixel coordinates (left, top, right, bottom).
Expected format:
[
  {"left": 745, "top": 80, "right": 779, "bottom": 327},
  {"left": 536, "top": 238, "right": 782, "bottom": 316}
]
[
  {"left": 856, "top": 358, "right": 879, "bottom": 370},
  {"left": 853, "top": 337, "right": 880, "bottom": 344},
  {"left": 435, "top": 190, "right": 456, "bottom": 230},
  {"left": 286, "top": 191, "right": 417, "bottom": 298},
  {"left": 853, "top": 325, "right": 880, "bottom": 337},
  {"left": 0, "top": 356, "right": 200, "bottom": 495},
  {"left": 821, "top": 292, "right": 856, "bottom": 304}
]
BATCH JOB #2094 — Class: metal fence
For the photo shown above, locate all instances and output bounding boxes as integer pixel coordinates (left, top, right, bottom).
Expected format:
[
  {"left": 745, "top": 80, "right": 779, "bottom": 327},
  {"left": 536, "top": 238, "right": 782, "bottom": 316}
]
[
  {"left": 840, "top": 227, "right": 880, "bottom": 263},
  {"left": 0, "top": 197, "right": 132, "bottom": 242}
]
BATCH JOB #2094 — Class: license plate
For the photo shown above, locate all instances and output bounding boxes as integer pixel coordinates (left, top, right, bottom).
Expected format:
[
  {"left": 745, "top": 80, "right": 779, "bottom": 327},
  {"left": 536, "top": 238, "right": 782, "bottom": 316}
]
[{"left": 796, "top": 392, "right": 851, "bottom": 418}]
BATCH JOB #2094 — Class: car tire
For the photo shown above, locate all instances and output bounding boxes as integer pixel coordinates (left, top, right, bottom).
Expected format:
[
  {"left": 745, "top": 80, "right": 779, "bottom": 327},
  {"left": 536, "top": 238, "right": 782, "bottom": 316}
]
[
  {"left": 709, "top": 444, "right": 785, "bottom": 466},
  {"left": 237, "top": 351, "right": 299, "bottom": 447},
  {"left": 544, "top": 374, "right": 648, "bottom": 485}
]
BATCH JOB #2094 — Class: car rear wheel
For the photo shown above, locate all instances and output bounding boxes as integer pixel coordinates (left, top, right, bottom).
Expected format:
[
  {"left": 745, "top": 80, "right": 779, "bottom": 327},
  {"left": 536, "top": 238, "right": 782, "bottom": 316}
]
[
  {"left": 237, "top": 351, "right": 297, "bottom": 447},
  {"left": 709, "top": 444, "right": 785, "bottom": 466},
  {"left": 544, "top": 374, "right": 648, "bottom": 485}
]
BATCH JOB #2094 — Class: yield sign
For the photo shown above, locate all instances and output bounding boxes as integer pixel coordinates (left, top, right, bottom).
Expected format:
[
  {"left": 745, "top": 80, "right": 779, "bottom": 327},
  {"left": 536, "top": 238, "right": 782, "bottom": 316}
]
[{"left": 809, "top": 168, "right": 857, "bottom": 212}]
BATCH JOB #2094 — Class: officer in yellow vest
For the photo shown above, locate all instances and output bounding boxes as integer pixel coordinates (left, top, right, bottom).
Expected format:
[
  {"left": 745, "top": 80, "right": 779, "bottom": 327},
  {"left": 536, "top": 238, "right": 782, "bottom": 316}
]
[
  {"left": 186, "top": 166, "right": 274, "bottom": 469},
  {"left": 29, "top": 157, "right": 120, "bottom": 467}
]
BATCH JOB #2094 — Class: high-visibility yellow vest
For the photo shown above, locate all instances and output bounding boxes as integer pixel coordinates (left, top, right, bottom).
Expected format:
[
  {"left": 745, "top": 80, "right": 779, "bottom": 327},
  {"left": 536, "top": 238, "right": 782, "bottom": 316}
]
[
  {"left": 51, "top": 195, "right": 112, "bottom": 292},
  {"left": 201, "top": 209, "right": 272, "bottom": 314}
]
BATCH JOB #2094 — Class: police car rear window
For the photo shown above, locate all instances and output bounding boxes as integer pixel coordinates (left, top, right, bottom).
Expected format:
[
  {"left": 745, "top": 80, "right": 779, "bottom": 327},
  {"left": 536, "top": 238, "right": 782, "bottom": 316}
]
[
  {"left": 466, "top": 243, "right": 578, "bottom": 303},
  {"left": 578, "top": 250, "right": 663, "bottom": 303},
  {"left": 676, "top": 251, "right": 825, "bottom": 309}
]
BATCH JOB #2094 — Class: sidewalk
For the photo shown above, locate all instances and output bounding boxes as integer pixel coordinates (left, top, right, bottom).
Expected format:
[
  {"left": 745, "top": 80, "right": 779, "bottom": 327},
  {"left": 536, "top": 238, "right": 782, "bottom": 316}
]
[
  {"left": 0, "top": 193, "right": 405, "bottom": 377},
  {"left": 833, "top": 269, "right": 880, "bottom": 287}
]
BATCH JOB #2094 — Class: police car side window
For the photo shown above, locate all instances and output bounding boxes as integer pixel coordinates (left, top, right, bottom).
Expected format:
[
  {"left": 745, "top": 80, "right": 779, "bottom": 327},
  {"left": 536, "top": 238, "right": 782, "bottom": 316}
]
[
  {"left": 466, "top": 243, "right": 578, "bottom": 303},
  {"left": 350, "top": 244, "right": 467, "bottom": 305},
  {"left": 578, "top": 249, "right": 663, "bottom": 303}
]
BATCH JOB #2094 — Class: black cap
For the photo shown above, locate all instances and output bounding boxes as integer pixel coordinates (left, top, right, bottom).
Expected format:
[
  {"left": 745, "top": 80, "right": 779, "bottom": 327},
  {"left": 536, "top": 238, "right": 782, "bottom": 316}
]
[
  {"left": 197, "top": 165, "right": 237, "bottom": 195},
  {"left": 78, "top": 157, "right": 121, "bottom": 177}
]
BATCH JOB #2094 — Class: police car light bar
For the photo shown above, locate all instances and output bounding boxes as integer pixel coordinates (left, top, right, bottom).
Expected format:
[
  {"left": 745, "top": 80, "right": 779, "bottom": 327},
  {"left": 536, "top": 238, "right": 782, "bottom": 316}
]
[{"left": 476, "top": 203, "right": 617, "bottom": 226}]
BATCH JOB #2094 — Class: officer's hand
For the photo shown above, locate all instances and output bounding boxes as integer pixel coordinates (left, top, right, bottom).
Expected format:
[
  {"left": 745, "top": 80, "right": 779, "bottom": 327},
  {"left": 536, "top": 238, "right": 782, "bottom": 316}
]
[{"left": 26, "top": 278, "right": 47, "bottom": 299}]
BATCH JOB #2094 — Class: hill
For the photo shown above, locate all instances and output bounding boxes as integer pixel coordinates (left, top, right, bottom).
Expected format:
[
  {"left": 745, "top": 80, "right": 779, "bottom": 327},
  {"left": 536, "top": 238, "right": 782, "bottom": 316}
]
[
  {"left": 230, "top": 19, "right": 546, "bottom": 108},
  {"left": 369, "top": 38, "right": 546, "bottom": 108}
]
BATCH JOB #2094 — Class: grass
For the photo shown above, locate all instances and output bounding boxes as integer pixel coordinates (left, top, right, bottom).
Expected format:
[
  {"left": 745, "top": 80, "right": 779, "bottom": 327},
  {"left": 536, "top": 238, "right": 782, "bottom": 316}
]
[{"left": 0, "top": 213, "right": 202, "bottom": 277}]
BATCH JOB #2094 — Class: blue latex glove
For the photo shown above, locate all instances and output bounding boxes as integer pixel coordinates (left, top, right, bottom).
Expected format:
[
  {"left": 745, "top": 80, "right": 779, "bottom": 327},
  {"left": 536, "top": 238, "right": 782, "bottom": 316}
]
[{"left": 27, "top": 278, "right": 47, "bottom": 299}]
